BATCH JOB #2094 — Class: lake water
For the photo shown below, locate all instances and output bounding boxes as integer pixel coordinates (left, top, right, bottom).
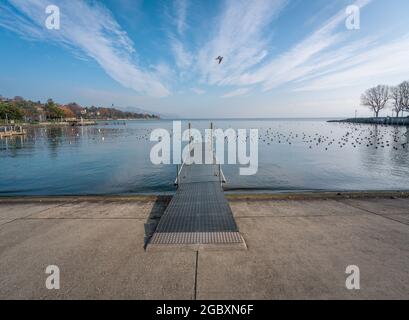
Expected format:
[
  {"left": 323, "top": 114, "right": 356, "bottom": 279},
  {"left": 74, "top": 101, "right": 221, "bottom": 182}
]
[{"left": 1, "top": 119, "right": 409, "bottom": 196}]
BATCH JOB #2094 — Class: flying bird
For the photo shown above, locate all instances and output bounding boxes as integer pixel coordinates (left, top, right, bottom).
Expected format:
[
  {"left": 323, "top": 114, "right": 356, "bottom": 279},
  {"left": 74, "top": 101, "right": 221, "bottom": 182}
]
[{"left": 216, "top": 56, "right": 223, "bottom": 64}]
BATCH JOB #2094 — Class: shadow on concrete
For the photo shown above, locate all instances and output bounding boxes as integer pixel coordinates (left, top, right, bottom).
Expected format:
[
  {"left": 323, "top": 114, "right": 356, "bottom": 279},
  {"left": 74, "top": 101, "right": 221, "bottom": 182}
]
[{"left": 144, "top": 196, "right": 171, "bottom": 250}]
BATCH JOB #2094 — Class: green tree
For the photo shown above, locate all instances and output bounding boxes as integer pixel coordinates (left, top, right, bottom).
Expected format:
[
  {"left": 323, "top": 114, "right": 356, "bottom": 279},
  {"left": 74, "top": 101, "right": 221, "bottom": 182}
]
[
  {"left": 0, "top": 102, "right": 23, "bottom": 121},
  {"left": 44, "top": 99, "right": 64, "bottom": 120}
]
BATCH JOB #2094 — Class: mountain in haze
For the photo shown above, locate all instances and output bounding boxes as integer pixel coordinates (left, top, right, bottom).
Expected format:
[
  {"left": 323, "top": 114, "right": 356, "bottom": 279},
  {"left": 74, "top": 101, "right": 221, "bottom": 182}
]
[{"left": 121, "top": 106, "right": 179, "bottom": 119}]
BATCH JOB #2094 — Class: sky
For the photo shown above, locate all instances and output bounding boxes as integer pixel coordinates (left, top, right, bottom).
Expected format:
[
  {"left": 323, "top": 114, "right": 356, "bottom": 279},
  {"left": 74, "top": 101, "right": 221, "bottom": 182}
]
[{"left": 1, "top": 0, "right": 409, "bottom": 118}]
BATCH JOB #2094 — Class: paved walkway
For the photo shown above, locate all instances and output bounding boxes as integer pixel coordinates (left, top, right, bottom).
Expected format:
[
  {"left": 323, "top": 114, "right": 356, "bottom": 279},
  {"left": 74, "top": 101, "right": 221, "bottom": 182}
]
[{"left": 0, "top": 195, "right": 408, "bottom": 299}]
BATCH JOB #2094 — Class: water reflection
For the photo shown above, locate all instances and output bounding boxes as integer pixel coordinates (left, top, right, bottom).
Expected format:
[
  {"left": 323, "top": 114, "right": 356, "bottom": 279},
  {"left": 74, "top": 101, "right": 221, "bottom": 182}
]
[
  {"left": 389, "top": 126, "right": 409, "bottom": 173},
  {"left": 0, "top": 135, "right": 29, "bottom": 156}
]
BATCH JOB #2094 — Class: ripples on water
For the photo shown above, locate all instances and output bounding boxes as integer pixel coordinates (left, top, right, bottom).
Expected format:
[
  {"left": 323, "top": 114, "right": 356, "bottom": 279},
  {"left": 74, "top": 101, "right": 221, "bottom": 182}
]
[{"left": 1, "top": 119, "right": 409, "bottom": 195}]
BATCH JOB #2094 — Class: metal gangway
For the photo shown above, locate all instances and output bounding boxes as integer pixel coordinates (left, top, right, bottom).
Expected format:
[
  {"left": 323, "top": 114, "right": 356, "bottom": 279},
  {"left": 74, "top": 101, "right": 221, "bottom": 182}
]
[{"left": 149, "top": 123, "right": 244, "bottom": 245}]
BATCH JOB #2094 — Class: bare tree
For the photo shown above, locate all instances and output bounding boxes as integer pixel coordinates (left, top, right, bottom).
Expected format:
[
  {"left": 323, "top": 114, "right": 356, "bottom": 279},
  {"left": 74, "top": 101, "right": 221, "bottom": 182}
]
[
  {"left": 390, "top": 86, "right": 405, "bottom": 117},
  {"left": 399, "top": 81, "right": 409, "bottom": 116},
  {"left": 361, "top": 85, "right": 390, "bottom": 118}
]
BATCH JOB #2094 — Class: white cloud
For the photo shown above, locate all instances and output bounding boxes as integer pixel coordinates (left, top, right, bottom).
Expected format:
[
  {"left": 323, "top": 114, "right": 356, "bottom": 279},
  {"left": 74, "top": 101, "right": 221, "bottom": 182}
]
[
  {"left": 167, "top": 1, "right": 193, "bottom": 77},
  {"left": 2, "top": 0, "right": 408, "bottom": 118},
  {"left": 175, "top": 0, "right": 189, "bottom": 36},
  {"left": 295, "top": 34, "right": 409, "bottom": 91},
  {"left": 171, "top": 38, "right": 193, "bottom": 70},
  {"left": 222, "top": 88, "right": 251, "bottom": 98},
  {"left": 0, "top": 0, "right": 170, "bottom": 98},
  {"left": 235, "top": 0, "right": 373, "bottom": 90},
  {"left": 196, "top": 0, "right": 288, "bottom": 86}
]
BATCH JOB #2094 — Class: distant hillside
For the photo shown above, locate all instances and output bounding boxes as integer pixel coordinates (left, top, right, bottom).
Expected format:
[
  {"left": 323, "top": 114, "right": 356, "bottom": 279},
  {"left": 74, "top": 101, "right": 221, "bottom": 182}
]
[
  {"left": 122, "top": 106, "right": 179, "bottom": 119},
  {"left": 0, "top": 95, "right": 159, "bottom": 121}
]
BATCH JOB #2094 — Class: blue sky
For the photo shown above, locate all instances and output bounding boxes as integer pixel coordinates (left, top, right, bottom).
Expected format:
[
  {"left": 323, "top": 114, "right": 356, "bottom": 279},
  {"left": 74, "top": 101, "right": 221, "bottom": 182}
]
[{"left": 1, "top": 0, "right": 409, "bottom": 118}]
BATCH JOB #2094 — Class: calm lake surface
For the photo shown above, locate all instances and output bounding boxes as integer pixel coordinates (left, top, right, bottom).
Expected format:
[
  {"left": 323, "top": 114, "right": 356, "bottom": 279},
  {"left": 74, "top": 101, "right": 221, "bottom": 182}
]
[{"left": 1, "top": 119, "right": 409, "bottom": 195}]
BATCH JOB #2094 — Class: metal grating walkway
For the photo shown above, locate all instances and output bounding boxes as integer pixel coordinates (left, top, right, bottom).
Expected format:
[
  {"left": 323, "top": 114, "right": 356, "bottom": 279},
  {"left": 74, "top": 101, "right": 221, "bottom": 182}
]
[{"left": 150, "top": 143, "right": 243, "bottom": 245}]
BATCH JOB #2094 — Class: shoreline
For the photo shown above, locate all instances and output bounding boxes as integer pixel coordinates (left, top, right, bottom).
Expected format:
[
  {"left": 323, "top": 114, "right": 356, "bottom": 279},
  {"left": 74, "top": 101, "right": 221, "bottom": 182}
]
[
  {"left": 329, "top": 117, "right": 409, "bottom": 126},
  {"left": 1, "top": 190, "right": 409, "bottom": 203},
  {"left": 3, "top": 118, "right": 160, "bottom": 128}
]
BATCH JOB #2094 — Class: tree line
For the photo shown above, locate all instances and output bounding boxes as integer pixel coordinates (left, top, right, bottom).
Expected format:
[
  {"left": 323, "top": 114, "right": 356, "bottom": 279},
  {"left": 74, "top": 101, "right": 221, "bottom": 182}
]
[
  {"left": 0, "top": 96, "right": 159, "bottom": 122},
  {"left": 361, "top": 81, "right": 409, "bottom": 118}
]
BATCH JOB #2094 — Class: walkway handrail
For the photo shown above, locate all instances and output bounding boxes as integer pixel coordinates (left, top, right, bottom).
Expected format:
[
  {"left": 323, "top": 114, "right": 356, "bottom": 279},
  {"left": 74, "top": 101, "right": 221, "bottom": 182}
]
[
  {"left": 174, "top": 122, "right": 228, "bottom": 186},
  {"left": 174, "top": 161, "right": 186, "bottom": 186}
]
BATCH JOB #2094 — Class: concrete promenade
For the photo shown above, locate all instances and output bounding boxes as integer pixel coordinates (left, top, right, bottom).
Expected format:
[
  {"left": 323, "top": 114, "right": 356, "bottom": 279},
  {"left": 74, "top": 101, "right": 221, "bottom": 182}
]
[{"left": 0, "top": 193, "right": 408, "bottom": 300}]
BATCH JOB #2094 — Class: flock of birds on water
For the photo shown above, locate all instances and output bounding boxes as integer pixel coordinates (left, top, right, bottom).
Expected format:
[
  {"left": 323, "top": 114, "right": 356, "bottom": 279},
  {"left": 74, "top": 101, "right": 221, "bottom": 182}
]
[
  {"left": 84, "top": 123, "right": 409, "bottom": 153},
  {"left": 256, "top": 123, "right": 409, "bottom": 151},
  {"left": 2, "top": 123, "right": 409, "bottom": 153}
]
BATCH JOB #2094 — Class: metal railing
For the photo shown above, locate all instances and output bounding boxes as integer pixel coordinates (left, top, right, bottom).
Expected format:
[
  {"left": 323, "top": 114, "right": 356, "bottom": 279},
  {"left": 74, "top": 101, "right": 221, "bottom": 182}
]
[{"left": 175, "top": 122, "right": 227, "bottom": 187}]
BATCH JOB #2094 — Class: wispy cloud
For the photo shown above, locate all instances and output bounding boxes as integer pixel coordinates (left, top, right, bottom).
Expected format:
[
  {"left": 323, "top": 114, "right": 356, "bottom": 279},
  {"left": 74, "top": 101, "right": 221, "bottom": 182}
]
[
  {"left": 0, "top": 0, "right": 170, "bottom": 98},
  {"left": 141, "top": 0, "right": 392, "bottom": 100},
  {"left": 235, "top": 0, "right": 373, "bottom": 90},
  {"left": 175, "top": 0, "right": 189, "bottom": 36},
  {"left": 196, "top": 0, "right": 288, "bottom": 86},
  {"left": 222, "top": 88, "right": 251, "bottom": 98},
  {"left": 296, "top": 34, "right": 409, "bottom": 91},
  {"left": 171, "top": 37, "right": 193, "bottom": 70},
  {"left": 166, "top": 0, "right": 194, "bottom": 78},
  {"left": 2, "top": 0, "right": 409, "bottom": 113}
]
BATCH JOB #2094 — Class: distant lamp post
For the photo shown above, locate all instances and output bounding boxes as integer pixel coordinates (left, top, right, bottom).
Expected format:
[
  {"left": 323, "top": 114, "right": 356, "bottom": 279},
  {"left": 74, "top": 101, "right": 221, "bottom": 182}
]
[{"left": 355, "top": 110, "right": 357, "bottom": 119}]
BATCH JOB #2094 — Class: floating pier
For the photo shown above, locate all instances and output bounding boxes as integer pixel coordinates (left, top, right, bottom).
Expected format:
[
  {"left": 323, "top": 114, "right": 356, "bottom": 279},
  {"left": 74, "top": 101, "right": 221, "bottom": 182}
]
[{"left": 0, "top": 126, "right": 26, "bottom": 138}]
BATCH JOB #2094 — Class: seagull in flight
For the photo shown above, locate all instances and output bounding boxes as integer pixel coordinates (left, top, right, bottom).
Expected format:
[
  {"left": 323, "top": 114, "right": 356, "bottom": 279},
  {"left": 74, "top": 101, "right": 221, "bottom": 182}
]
[{"left": 216, "top": 56, "right": 224, "bottom": 64}]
